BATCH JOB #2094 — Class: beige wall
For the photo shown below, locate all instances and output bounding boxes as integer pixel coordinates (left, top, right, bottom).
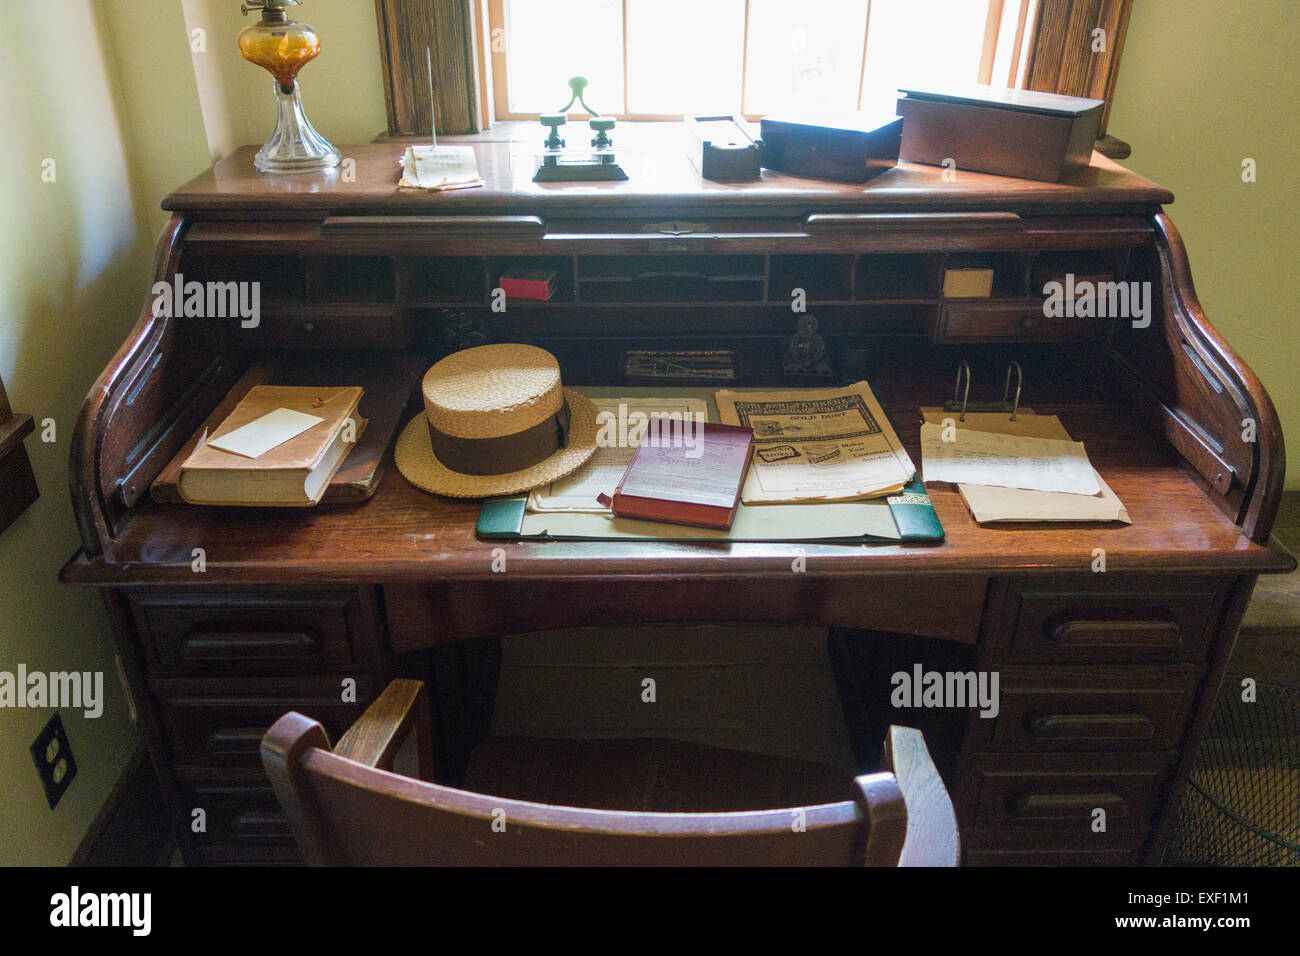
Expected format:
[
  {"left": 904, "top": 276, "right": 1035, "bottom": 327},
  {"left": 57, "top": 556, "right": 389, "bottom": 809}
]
[
  {"left": 0, "top": 0, "right": 389, "bottom": 865},
  {"left": 1108, "top": 0, "right": 1299, "bottom": 489},
  {"left": 0, "top": 1, "right": 164, "bottom": 866}
]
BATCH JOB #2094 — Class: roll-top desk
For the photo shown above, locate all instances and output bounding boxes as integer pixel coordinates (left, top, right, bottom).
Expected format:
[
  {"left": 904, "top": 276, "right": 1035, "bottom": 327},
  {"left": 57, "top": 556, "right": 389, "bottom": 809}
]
[{"left": 62, "top": 125, "right": 1293, "bottom": 865}]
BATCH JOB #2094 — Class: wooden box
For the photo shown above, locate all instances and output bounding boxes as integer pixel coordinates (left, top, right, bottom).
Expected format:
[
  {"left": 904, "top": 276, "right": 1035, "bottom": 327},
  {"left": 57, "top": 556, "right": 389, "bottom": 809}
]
[
  {"left": 896, "top": 87, "right": 1104, "bottom": 182},
  {"left": 759, "top": 113, "right": 902, "bottom": 183}
]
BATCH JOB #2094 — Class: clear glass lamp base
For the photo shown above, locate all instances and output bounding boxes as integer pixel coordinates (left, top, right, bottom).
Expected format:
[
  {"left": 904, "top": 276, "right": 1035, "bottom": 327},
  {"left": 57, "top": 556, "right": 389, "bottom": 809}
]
[{"left": 254, "top": 79, "right": 341, "bottom": 174}]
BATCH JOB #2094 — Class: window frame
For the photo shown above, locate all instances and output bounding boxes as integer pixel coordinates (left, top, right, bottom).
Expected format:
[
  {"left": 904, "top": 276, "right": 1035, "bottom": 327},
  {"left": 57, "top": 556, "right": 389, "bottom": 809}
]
[{"left": 484, "top": 0, "right": 1019, "bottom": 122}]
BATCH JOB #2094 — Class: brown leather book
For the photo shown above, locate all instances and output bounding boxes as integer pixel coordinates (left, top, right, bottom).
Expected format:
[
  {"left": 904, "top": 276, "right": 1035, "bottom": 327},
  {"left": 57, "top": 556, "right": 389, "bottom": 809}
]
[
  {"left": 599, "top": 422, "right": 753, "bottom": 530},
  {"left": 178, "top": 386, "right": 363, "bottom": 506}
]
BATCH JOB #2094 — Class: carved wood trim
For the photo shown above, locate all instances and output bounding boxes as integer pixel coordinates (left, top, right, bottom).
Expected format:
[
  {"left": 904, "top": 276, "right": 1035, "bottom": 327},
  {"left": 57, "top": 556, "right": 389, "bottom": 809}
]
[
  {"left": 70, "top": 215, "right": 188, "bottom": 552},
  {"left": 1150, "top": 212, "right": 1285, "bottom": 543},
  {"left": 1107, "top": 212, "right": 1285, "bottom": 544}
]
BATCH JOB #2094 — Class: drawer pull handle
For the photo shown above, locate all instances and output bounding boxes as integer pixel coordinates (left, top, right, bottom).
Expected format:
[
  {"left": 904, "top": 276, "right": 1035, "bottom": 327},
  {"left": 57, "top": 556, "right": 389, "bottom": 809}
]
[
  {"left": 207, "top": 727, "right": 267, "bottom": 753},
  {"left": 182, "top": 630, "right": 321, "bottom": 661},
  {"left": 1049, "top": 618, "right": 1182, "bottom": 647},
  {"left": 232, "top": 810, "right": 290, "bottom": 838},
  {"left": 1029, "top": 714, "right": 1155, "bottom": 740},
  {"left": 1010, "top": 792, "right": 1126, "bottom": 820}
]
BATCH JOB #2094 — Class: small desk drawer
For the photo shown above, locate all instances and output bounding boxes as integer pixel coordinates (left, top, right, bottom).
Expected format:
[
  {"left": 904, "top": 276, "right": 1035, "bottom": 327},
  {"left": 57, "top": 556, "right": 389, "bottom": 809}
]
[
  {"left": 130, "top": 589, "right": 376, "bottom": 676},
  {"left": 971, "top": 665, "right": 1198, "bottom": 752},
  {"left": 991, "top": 577, "right": 1226, "bottom": 664},
  {"left": 155, "top": 677, "right": 375, "bottom": 768},
  {"left": 231, "top": 310, "right": 410, "bottom": 349},
  {"left": 957, "top": 752, "right": 1170, "bottom": 849},
  {"left": 931, "top": 300, "right": 1108, "bottom": 343},
  {"left": 177, "top": 781, "right": 296, "bottom": 849}
]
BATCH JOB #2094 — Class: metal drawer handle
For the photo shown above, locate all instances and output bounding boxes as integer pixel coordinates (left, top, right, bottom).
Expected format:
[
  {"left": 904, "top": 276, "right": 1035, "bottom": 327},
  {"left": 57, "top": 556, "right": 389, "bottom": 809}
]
[
  {"left": 181, "top": 630, "right": 322, "bottom": 661},
  {"left": 1049, "top": 618, "right": 1182, "bottom": 647},
  {"left": 1010, "top": 792, "right": 1126, "bottom": 820},
  {"left": 232, "top": 810, "right": 291, "bottom": 838},
  {"left": 1029, "top": 713, "right": 1155, "bottom": 740}
]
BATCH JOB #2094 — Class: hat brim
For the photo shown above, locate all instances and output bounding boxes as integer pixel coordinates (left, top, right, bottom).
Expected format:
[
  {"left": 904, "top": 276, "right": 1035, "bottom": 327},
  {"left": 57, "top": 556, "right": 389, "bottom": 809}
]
[{"left": 394, "top": 388, "right": 599, "bottom": 499}]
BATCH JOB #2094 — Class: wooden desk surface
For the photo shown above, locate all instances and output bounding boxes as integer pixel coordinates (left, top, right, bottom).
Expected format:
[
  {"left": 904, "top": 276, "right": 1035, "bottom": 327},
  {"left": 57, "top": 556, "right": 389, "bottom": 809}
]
[
  {"left": 162, "top": 123, "right": 1173, "bottom": 218},
  {"left": 61, "top": 391, "right": 1292, "bottom": 587}
]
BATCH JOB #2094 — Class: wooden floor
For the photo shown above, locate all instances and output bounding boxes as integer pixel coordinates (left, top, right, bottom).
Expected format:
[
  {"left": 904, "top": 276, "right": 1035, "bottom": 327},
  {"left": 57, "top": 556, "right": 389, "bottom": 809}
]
[{"left": 1163, "top": 513, "right": 1300, "bottom": 866}]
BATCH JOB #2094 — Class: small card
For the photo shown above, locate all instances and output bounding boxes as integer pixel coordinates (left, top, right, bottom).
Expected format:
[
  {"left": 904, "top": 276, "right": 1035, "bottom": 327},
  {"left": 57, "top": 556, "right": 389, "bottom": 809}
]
[{"left": 206, "top": 407, "right": 325, "bottom": 459}]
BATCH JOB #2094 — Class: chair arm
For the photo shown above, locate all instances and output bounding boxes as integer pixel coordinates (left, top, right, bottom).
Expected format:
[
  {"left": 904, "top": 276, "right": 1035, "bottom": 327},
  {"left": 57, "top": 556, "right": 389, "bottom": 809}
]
[
  {"left": 885, "top": 725, "right": 961, "bottom": 867},
  {"left": 333, "top": 679, "right": 436, "bottom": 780}
]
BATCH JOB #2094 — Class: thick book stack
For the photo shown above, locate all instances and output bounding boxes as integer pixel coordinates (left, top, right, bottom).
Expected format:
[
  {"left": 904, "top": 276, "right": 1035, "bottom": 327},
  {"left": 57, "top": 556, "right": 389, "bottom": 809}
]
[{"left": 599, "top": 421, "right": 753, "bottom": 530}]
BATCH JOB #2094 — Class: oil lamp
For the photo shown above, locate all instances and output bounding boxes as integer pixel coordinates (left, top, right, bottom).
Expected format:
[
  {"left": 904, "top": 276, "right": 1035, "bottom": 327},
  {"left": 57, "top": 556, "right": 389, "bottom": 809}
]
[{"left": 238, "top": 0, "right": 340, "bottom": 173}]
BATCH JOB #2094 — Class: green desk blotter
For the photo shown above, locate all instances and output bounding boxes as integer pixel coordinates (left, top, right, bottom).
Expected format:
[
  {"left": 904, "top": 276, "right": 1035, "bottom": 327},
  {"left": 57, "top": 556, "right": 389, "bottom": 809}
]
[{"left": 477, "top": 475, "right": 943, "bottom": 544}]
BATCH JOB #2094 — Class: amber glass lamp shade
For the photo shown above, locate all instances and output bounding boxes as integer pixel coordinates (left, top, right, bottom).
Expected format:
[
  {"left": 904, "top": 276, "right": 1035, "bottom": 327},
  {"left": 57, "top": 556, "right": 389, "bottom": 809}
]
[{"left": 238, "top": 6, "right": 340, "bottom": 174}]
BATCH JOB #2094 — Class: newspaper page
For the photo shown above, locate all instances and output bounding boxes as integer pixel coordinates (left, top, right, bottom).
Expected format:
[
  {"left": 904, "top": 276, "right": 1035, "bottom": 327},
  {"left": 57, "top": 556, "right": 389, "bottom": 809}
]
[
  {"left": 715, "top": 383, "right": 915, "bottom": 503},
  {"left": 528, "top": 396, "right": 709, "bottom": 512}
]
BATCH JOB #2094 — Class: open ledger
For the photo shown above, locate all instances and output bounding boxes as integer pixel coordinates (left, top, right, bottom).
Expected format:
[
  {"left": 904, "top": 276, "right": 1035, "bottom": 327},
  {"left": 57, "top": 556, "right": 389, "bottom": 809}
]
[{"left": 715, "top": 383, "right": 915, "bottom": 503}]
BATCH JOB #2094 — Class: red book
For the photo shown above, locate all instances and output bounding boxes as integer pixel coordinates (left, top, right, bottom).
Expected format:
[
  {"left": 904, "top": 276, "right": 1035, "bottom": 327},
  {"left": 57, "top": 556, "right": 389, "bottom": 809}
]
[
  {"left": 599, "top": 421, "right": 754, "bottom": 530},
  {"left": 498, "top": 269, "right": 557, "bottom": 301}
]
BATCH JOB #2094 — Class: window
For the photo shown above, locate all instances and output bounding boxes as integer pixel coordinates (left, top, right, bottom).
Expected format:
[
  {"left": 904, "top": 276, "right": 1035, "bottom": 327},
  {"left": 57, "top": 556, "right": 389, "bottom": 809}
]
[{"left": 487, "top": 0, "right": 1040, "bottom": 120}]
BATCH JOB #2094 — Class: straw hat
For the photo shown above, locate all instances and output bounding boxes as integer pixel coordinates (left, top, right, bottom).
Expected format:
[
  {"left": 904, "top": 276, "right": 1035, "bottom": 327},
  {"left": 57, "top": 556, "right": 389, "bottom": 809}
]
[{"left": 394, "top": 344, "right": 598, "bottom": 498}]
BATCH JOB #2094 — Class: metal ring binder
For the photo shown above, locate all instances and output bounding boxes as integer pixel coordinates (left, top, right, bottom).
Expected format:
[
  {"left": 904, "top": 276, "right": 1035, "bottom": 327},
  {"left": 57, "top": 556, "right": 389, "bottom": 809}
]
[{"left": 945, "top": 360, "right": 1023, "bottom": 421}]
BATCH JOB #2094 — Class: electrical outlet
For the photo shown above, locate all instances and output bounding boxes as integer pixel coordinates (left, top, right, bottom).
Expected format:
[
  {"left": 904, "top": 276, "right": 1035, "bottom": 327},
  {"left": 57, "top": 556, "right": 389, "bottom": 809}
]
[{"left": 30, "top": 712, "right": 77, "bottom": 809}]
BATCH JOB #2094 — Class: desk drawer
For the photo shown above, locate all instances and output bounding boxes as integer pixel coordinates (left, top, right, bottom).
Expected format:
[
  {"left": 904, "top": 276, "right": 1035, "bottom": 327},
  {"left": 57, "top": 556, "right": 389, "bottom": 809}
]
[
  {"left": 232, "top": 310, "right": 411, "bottom": 349},
  {"left": 931, "top": 301, "right": 1108, "bottom": 344},
  {"left": 130, "top": 589, "right": 377, "bottom": 676},
  {"left": 972, "top": 665, "right": 1198, "bottom": 752},
  {"left": 956, "top": 752, "right": 1171, "bottom": 849},
  {"left": 178, "top": 781, "right": 296, "bottom": 848},
  {"left": 962, "top": 834, "right": 1137, "bottom": 866},
  {"left": 155, "top": 677, "right": 376, "bottom": 768},
  {"left": 990, "top": 577, "right": 1226, "bottom": 664}
]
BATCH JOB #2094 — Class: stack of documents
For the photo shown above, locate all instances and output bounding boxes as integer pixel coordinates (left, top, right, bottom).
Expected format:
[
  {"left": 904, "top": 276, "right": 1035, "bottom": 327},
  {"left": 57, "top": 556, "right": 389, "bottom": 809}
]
[
  {"left": 919, "top": 408, "right": 1129, "bottom": 524},
  {"left": 398, "top": 145, "right": 484, "bottom": 191},
  {"left": 717, "top": 383, "right": 915, "bottom": 504}
]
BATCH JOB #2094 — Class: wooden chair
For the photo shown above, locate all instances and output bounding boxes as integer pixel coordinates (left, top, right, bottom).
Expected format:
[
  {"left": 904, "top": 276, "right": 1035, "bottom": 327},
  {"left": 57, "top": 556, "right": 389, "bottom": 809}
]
[{"left": 262, "top": 679, "right": 960, "bottom": 866}]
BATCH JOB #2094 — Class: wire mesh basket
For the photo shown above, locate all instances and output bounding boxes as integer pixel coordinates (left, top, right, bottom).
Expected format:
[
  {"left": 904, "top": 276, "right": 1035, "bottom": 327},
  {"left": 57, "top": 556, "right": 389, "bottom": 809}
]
[{"left": 1166, "top": 679, "right": 1300, "bottom": 866}]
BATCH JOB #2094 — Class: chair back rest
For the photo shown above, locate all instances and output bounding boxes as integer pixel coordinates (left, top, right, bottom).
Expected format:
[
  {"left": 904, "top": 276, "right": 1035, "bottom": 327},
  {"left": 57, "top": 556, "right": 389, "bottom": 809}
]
[{"left": 264, "top": 713, "right": 908, "bottom": 866}]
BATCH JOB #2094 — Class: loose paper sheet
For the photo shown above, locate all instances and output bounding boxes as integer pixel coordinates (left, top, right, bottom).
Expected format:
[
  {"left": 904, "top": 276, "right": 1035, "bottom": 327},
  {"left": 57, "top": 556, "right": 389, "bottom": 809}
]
[
  {"left": 715, "top": 383, "right": 914, "bottom": 503},
  {"left": 920, "top": 423, "right": 1100, "bottom": 496},
  {"left": 918, "top": 408, "right": 1128, "bottom": 523},
  {"left": 399, "top": 145, "right": 484, "bottom": 190},
  {"left": 205, "top": 407, "right": 324, "bottom": 459},
  {"left": 528, "top": 396, "right": 709, "bottom": 513}
]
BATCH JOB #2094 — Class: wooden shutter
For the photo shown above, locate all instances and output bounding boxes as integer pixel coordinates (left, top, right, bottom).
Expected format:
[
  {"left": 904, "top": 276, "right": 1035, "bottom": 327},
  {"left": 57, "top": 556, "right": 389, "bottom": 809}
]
[
  {"left": 375, "top": 0, "right": 483, "bottom": 135},
  {"left": 1023, "top": 0, "right": 1133, "bottom": 134}
]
